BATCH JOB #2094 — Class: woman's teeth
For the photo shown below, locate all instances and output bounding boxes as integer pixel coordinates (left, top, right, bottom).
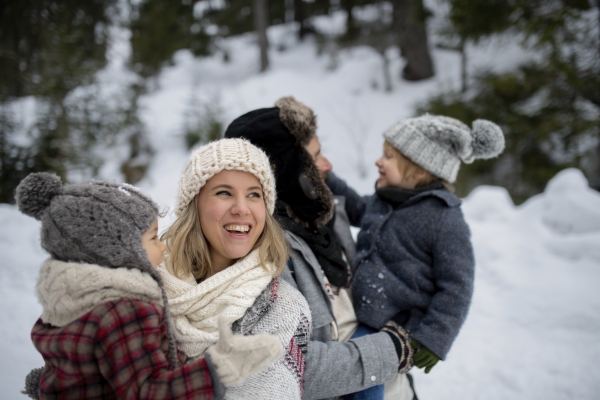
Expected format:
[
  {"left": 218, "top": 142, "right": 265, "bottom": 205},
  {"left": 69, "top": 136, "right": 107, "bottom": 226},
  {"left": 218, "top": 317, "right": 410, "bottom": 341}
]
[{"left": 225, "top": 225, "right": 249, "bottom": 233}]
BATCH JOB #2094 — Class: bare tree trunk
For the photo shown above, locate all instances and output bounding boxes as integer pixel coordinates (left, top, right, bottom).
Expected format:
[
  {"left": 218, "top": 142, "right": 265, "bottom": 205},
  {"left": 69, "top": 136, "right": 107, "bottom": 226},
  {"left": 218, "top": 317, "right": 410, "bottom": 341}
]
[
  {"left": 253, "top": 0, "right": 269, "bottom": 72},
  {"left": 342, "top": 0, "right": 358, "bottom": 42},
  {"left": 381, "top": 50, "right": 392, "bottom": 92},
  {"left": 460, "top": 39, "right": 467, "bottom": 93},
  {"left": 597, "top": 0, "right": 600, "bottom": 58},
  {"left": 285, "top": 0, "right": 294, "bottom": 23},
  {"left": 294, "top": 0, "right": 307, "bottom": 41},
  {"left": 392, "top": 0, "right": 435, "bottom": 81}
]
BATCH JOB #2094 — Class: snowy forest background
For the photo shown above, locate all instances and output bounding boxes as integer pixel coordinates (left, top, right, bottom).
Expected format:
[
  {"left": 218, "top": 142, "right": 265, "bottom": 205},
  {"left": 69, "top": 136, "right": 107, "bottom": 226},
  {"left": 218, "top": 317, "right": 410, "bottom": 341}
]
[{"left": 1, "top": 0, "right": 600, "bottom": 399}]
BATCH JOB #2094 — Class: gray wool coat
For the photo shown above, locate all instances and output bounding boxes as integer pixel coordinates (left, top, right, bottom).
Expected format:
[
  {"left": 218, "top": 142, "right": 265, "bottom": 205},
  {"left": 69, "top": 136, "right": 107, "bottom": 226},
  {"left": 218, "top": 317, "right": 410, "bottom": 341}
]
[
  {"left": 326, "top": 173, "right": 475, "bottom": 360},
  {"left": 280, "top": 196, "right": 399, "bottom": 400}
]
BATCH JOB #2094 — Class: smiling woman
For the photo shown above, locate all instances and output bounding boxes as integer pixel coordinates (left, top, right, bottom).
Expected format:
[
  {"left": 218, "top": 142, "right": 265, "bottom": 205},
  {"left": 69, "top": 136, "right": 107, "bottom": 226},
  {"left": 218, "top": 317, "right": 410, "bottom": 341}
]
[
  {"left": 158, "top": 138, "right": 311, "bottom": 400},
  {"left": 197, "top": 170, "right": 267, "bottom": 276}
]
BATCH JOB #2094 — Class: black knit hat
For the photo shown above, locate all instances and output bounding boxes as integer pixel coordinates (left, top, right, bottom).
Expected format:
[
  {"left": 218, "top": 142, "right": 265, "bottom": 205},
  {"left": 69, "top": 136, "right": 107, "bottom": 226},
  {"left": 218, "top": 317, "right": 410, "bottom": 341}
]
[{"left": 224, "top": 96, "right": 334, "bottom": 227}]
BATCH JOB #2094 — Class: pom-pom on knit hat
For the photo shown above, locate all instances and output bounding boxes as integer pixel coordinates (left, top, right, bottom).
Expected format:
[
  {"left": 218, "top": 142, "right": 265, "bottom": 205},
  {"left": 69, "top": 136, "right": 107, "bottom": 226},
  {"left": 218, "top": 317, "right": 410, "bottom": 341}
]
[
  {"left": 175, "top": 138, "right": 276, "bottom": 216},
  {"left": 15, "top": 172, "right": 181, "bottom": 368},
  {"left": 383, "top": 114, "right": 505, "bottom": 183}
]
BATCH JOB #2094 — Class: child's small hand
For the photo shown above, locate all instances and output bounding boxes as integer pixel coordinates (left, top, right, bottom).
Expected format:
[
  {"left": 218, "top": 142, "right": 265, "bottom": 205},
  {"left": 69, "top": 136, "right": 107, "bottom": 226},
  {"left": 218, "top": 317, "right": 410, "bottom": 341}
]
[{"left": 411, "top": 339, "right": 440, "bottom": 373}]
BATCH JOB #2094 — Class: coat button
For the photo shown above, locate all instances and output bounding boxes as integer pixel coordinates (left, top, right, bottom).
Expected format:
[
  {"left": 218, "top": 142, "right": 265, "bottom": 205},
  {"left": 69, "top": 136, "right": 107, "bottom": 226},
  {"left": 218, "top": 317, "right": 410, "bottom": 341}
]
[{"left": 370, "top": 375, "right": 376, "bottom": 382}]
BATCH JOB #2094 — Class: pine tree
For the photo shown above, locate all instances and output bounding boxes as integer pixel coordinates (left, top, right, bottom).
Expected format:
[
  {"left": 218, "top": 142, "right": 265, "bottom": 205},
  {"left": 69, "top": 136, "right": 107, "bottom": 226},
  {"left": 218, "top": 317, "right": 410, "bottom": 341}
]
[{"left": 418, "top": 0, "right": 600, "bottom": 202}]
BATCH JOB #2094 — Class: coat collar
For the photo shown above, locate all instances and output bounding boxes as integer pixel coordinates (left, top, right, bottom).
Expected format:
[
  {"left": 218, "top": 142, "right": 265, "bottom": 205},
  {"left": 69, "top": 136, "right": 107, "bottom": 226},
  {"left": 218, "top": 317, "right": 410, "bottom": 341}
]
[
  {"left": 376, "top": 187, "right": 461, "bottom": 209},
  {"left": 403, "top": 188, "right": 461, "bottom": 208}
]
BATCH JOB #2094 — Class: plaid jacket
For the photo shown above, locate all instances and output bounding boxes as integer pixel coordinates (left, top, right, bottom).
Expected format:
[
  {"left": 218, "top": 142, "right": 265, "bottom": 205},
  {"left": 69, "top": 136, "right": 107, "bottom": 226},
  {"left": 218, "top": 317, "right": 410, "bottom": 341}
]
[{"left": 32, "top": 298, "right": 216, "bottom": 399}]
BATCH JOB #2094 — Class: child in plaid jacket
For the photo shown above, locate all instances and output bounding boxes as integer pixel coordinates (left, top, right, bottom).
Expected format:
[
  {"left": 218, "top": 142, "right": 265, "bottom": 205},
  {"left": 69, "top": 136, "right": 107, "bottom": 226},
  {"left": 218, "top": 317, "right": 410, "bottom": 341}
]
[{"left": 17, "top": 173, "right": 282, "bottom": 400}]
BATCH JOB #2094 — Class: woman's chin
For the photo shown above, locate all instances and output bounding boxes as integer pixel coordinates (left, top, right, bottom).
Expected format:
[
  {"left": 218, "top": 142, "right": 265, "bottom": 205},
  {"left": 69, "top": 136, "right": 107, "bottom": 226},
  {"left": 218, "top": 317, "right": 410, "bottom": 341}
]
[{"left": 222, "top": 244, "right": 255, "bottom": 261}]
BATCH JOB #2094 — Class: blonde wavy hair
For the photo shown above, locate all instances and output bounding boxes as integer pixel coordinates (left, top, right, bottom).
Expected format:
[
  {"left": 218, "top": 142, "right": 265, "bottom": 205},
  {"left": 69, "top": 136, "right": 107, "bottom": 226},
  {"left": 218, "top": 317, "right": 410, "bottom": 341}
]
[{"left": 161, "top": 195, "right": 289, "bottom": 282}]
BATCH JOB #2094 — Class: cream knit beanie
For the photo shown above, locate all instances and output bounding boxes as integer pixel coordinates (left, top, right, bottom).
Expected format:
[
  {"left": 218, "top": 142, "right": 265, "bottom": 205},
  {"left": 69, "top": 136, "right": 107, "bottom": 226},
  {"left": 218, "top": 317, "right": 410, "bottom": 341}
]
[{"left": 175, "top": 138, "right": 276, "bottom": 216}]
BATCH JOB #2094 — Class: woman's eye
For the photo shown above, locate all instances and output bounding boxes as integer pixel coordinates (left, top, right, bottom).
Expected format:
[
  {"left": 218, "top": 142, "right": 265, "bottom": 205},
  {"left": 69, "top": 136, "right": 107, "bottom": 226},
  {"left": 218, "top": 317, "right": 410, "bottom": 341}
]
[
  {"left": 216, "top": 190, "right": 231, "bottom": 196},
  {"left": 249, "top": 192, "right": 262, "bottom": 198}
]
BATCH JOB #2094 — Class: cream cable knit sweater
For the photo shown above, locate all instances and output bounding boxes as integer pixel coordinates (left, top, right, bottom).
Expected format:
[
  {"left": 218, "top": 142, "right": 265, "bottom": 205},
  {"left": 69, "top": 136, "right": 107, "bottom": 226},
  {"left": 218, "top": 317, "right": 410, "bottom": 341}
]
[
  {"left": 36, "top": 259, "right": 163, "bottom": 327},
  {"left": 157, "top": 249, "right": 275, "bottom": 357}
]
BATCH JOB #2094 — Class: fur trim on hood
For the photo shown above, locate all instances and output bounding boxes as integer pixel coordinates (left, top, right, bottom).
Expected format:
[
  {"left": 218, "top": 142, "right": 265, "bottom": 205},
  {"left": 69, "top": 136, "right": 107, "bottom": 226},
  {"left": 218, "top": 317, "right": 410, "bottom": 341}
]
[{"left": 274, "top": 96, "right": 316, "bottom": 147}]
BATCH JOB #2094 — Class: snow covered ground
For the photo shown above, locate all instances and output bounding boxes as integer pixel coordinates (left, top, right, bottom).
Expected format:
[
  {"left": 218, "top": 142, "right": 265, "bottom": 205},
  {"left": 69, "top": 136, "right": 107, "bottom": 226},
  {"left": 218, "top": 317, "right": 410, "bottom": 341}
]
[{"left": 2, "top": 13, "right": 599, "bottom": 400}]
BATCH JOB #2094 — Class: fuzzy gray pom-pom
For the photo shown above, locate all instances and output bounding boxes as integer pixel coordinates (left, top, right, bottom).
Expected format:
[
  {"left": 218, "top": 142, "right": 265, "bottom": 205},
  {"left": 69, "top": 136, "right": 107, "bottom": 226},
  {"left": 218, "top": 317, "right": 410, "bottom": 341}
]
[
  {"left": 471, "top": 119, "right": 505, "bottom": 159},
  {"left": 21, "top": 366, "right": 43, "bottom": 399},
  {"left": 16, "top": 172, "right": 62, "bottom": 220}
]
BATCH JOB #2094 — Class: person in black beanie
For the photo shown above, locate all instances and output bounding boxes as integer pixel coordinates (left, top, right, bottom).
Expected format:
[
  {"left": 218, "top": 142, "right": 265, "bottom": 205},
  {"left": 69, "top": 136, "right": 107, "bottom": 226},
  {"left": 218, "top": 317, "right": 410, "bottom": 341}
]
[{"left": 225, "top": 96, "right": 415, "bottom": 400}]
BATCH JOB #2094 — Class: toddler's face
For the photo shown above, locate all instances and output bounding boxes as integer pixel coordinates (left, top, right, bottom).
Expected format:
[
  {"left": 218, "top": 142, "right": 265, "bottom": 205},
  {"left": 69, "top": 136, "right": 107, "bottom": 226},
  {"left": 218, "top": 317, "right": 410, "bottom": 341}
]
[
  {"left": 375, "top": 143, "right": 423, "bottom": 190},
  {"left": 142, "top": 219, "right": 167, "bottom": 268}
]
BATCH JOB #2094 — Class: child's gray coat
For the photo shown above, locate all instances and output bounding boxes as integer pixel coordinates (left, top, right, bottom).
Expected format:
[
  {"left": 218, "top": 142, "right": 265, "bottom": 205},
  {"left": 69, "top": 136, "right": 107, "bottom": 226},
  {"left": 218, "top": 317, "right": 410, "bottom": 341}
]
[{"left": 327, "top": 172, "right": 475, "bottom": 360}]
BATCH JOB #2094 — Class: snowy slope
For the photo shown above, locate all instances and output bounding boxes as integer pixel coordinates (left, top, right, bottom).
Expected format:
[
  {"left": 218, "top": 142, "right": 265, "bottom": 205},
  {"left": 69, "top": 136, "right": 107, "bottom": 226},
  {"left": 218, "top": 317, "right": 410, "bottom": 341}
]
[
  {"left": 1, "top": 15, "right": 599, "bottom": 400},
  {"left": 415, "top": 169, "right": 600, "bottom": 399}
]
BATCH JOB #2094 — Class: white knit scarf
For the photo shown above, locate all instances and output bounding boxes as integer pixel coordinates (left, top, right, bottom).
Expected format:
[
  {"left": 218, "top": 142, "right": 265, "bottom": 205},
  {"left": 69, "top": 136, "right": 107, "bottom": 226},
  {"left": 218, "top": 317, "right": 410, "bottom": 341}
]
[
  {"left": 157, "top": 249, "right": 275, "bottom": 357},
  {"left": 36, "top": 259, "right": 163, "bottom": 327}
]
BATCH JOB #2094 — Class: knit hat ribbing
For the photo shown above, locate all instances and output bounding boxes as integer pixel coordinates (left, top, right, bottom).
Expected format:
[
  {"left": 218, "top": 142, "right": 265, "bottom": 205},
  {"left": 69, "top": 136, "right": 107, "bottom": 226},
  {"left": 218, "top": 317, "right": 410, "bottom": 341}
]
[
  {"left": 383, "top": 115, "right": 505, "bottom": 183},
  {"left": 175, "top": 138, "right": 276, "bottom": 216}
]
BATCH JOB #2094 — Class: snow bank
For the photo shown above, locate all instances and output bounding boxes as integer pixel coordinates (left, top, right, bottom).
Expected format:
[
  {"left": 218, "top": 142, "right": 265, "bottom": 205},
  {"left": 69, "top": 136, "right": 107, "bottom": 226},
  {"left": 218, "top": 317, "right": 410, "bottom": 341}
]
[
  {"left": 413, "top": 169, "right": 600, "bottom": 399},
  {"left": 0, "top": 205, "right": 44, "bottom": 394},
  {"left": 541, "top": 168, "right": 600, "bottom": 235}
]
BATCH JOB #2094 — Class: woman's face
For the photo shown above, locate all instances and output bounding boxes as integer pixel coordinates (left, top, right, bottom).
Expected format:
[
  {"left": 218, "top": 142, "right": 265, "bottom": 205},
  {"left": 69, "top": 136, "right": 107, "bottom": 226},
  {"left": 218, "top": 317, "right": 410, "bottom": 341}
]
[{"left": 197, "top": 170, "right": 266, "bottom": 275}]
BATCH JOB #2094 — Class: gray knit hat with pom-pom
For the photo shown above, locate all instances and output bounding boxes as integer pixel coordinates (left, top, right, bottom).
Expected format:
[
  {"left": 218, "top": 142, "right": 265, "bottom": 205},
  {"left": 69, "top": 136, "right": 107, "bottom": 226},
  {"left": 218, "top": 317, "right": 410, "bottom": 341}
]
[
  {"left": 383, "top": 115, "right": 505, "bottom": 183},
  {"left": 16, "top": 172, "right": 158, "bottom": 272},
  {"left": 15, "top": 172, "right": 180, "bottom": 369}
]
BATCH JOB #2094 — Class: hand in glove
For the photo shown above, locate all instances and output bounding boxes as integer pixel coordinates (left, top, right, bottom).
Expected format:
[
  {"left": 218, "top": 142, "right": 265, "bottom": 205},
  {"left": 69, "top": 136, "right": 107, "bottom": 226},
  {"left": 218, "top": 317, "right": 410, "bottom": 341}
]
[
  {"left": 205, "top": 316, "right": 283, "bottom": 386},
  {"left": 381, "top": 320, "right": 414, "bottom": 373},
  {"left": 410, "top": 339, "right": 439, "bottom": 374}
]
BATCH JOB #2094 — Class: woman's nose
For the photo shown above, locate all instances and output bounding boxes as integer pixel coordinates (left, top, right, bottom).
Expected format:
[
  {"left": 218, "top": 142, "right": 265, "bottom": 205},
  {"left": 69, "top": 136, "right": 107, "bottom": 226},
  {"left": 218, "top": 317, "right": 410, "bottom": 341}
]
[
  {"left": 375, "top": 158, "right": 382, "bottom": 167},
  {"left": 231, "top": 198, "right": 250, "bottom": 215}
]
